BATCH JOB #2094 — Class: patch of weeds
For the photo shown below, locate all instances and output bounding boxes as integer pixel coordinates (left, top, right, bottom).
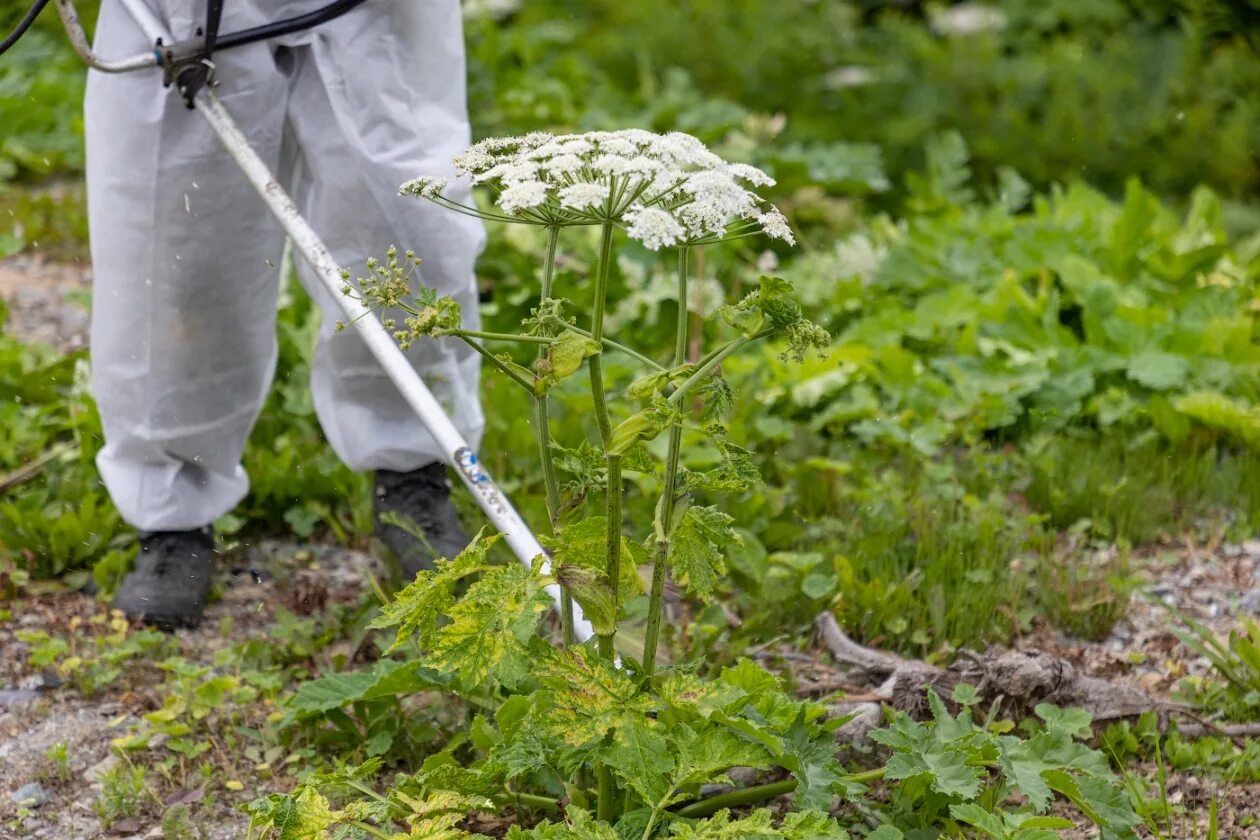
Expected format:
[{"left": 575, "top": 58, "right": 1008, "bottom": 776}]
[
  {"left": 873, "top": 691, "right": 1140, "bottom": 836},
  {"left": 0, "top": 552, "right": 29, "bottom": 601},
  {"left": 230, "top": 597, "right": 380, "bottom": 673},
  {"left": 43, "top": 741, "right": 71, "bottom": 783},
  {"left": 93, "top": 761, "right": 151, "bottom": 828},
  {"left": 280, "top": 657, "right": 454, "bottom": 765},
  {"left": 1104, "top": 713, "right": 1260, "bottom": 793},
  {"left": 1170, "top": 612, "right": 1260, "bottom": 722},
  {"left": 1111, "top": 732, "right": 1230, "bottom": 840},
  {"left": 824, "top": 476, "right": 1037, "bottom": 654},
  {"left": 17, "top": 611, "right": 174, "bottom": 697},
  {"left": 1021, "top": 435, "right": 1257, "bottom": 544},
  {"left": 114, "top": 656, "right": 287, "bottom": 792},
  {"left": 1032, "top": 538, "right": 1136, "bottom": 641},
  {"left": 160, "top": 803, "right": 199, "bottom": 840},
  {"left": 0, "top": 181, "right": 90, "bottom": 260}
]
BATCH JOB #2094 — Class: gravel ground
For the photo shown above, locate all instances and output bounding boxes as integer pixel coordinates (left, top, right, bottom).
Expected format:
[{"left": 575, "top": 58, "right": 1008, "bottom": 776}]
[
  {"left": 0, "top": 256, "right": 92, "bottom": 352},
  {"left": 0, "top": 540, "right": 383, "bottom": 839}
]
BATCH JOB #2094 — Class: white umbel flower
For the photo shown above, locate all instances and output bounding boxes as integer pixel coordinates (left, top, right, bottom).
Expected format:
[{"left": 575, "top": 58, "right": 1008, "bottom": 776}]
[
  {"left": 499, "top": 181, "right": 548, "bottom": 213},
  {"left": 402, "top": 129, "right": 793, "bottom": 243},
  {"left": 625, "top": 205, "right": 685, "bottom": 250},
  {"left": 558, "top": 182, "right": 610, "bottom": 211},
  {"left": 750, "top": 207, "right": 795, "bottom": 245},
  {"left": 399, "top": 176, "right": 449, "bottom": 199}
]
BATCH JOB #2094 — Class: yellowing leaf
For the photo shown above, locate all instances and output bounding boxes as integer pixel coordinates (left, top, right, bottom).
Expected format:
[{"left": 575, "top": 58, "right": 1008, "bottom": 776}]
[
  {"left": 369, "top": 529, "right": 503, "bottom": 654},
  {"left": 534, "top": 645, "right": 652, "bottom": 747},
  {"left": 429, "top": 563, "right": 550, "bottom": 688},
  {"left": 549, "top": 332, "right": 601, "bottom": 380}
]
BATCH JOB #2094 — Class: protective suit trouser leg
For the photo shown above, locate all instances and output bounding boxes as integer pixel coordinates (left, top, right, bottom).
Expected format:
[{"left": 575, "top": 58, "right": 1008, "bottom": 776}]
[
  {"left": 86, "top": 0, "right": 485, "bottom": 532},
  {"left": 283, "top": 2, "right": 486, "bottom": 473},
  {"left": 86, "top": 4, "right": 290, "bottom": 532}
]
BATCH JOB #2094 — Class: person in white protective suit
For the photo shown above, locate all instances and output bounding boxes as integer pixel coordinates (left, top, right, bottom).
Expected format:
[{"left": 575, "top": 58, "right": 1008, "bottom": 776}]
[{"left": 85, "top": 0, "right": 485, "bottom": 627}]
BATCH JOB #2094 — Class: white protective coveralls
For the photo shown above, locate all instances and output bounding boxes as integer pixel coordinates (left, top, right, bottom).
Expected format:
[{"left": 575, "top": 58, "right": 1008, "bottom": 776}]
[{"left": 85, "top": 0, "right": 486, "bottom": 531}]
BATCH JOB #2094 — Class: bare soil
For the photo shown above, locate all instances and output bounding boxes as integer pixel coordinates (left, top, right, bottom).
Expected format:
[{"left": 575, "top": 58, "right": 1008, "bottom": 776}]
[
  {"left": 0, "top": 255, "right": 92, "bottom": 351},
  {"left": 1, "top": 540, "right": 383, "bottom": 839}
]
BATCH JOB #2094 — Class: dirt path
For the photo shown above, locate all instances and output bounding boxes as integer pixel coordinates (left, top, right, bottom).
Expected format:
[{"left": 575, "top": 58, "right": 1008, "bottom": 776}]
[{"left": 0, "top": 256, "right": 92, "bottom": 351}]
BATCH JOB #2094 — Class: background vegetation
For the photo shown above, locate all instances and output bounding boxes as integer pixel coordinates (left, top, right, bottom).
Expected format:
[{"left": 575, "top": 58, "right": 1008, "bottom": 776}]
[
  {"left": 2, "top": 0, "right": 1260, "bottom": 835},
  {"left": 2, "top": 0, "right": 1259, "bottom": 653}
]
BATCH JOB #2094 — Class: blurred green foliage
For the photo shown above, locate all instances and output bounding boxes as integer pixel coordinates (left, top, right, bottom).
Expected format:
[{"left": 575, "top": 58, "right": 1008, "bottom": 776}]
[
  {"left": 464, "top": 0, "right": 1260, "bottom": 199},
  {"left": 4, "top": 0, "right": 1258, "bottom": 200}
]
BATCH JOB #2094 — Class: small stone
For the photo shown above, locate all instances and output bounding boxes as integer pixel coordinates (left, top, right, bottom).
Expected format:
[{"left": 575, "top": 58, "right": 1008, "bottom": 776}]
[
  {"left": 84, "top": 754, "right": 118, "bottom": 784},
  {"left": 10, "top": 781, "right": 51, "bottom": 808},
  {"left": 17, "top": 671, "right": 62, "bottom": 692},
  {"left": 1242, "top": 539, "right": 1260, "bottom": 559},
  {"left": 0, "top": 689, "right": 41, "bottom": 708}
]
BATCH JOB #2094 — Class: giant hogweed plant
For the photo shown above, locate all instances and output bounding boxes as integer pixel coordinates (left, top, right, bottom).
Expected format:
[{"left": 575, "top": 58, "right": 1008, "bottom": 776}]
[{"left": 245, "top": 131, "right": 1139, "bottom": 839}]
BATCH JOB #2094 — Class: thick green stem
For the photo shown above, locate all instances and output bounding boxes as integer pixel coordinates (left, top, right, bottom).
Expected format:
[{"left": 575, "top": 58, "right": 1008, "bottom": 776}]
[
  {"left": 673, "top": 778, "right": 798, "bottom": 819},
  {"left": 533, "top": 226, "right": 572, "bottom": 644},
  {"left": 597, "top": 769, "right": 616, "bottom": 823},
  {"left": 641, "top": 247, "right": 689, "bottom": 675},
  {"left": 502, "top": 789, "right": 562, "bottom": 813},
  {"left": 588, "top": 220, "right": 623, "bottom": 822},
  {"left": 673, "top": 768, "right": 885, "bottom": 820},
  {"left": 533, "top": 397, "right": 562, "bottom": 532},
  {"left": 673, "top": 248, "right": 690, "bottom": 364},
  {"left": 600, "top": 459, "right": 622, "bottom": 643}
]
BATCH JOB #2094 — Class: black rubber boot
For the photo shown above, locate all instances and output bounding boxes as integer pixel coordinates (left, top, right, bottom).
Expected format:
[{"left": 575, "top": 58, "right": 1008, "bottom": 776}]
[
  {"left": 112, "top": 529, "right": 216, "bottom": 629},
  {"left": 374, "top": 462, "right": 470, "bottom": 579}
]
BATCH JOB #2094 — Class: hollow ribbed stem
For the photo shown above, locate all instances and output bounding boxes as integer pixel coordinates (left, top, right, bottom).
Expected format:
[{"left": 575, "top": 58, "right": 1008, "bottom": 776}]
[
  {"left": 641, "top": 247, "right": 689, "bottom": 675},
  {"left": 673, "top": 779, "right": 797, "bottom": 820},
  {"left": 588, "top": 219, "right": 622, "bottom": 822},
  {"left": 533, "top": 226, "right": 572, "bottom": 644}
]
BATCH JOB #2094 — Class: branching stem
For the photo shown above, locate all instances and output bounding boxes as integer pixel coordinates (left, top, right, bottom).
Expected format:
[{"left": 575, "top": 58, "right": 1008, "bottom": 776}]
[
  {"left": 547, "top": 318, "right": 666, "bottom": 371},
  {"left": 457, "top": 336, "right": 534, "bottom": 393},
  {"left": 450, "top": 328, "right": 552, "bottom": 344},
  {"left": 667, "top": 328, "right": 774, "bottom": 407}
]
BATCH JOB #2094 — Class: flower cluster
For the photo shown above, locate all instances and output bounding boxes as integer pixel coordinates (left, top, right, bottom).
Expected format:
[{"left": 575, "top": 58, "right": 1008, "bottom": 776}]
[{"left": 400, "top": 130, "right": 794, "bottom": 249}]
